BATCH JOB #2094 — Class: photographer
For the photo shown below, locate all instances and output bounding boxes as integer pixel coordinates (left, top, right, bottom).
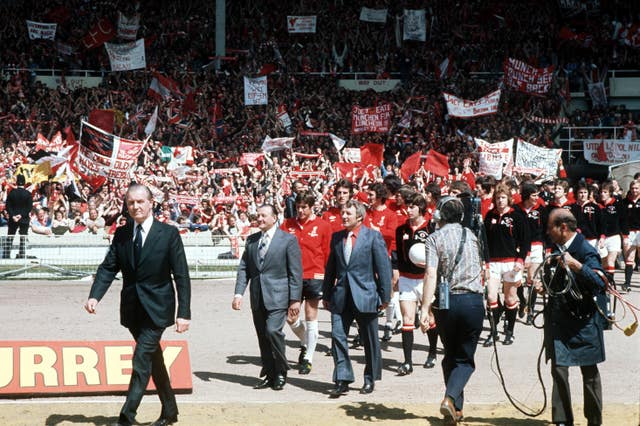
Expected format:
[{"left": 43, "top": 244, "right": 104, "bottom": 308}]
[{"left": 420, "top": 196, "right": 485, "bottom": 425}]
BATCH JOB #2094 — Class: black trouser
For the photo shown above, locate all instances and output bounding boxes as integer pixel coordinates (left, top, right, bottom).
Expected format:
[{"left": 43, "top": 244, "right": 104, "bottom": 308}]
[
  {"left": 252, "top": 288, "right": 289, "bottom": 379},
  {"left": 551, "top": 363, "right": 602, "bottom": 425},
  {"left": 3, "top": 222, "right": 28, "bottom": 258},
  {"left": 119, "top": 305, "right": 177, "bottom": 424}
]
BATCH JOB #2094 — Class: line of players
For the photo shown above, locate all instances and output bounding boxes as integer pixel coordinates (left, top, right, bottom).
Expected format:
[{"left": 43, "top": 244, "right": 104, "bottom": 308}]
[{"left": 278, "top": 174, "right": 640, "bottom": 375}]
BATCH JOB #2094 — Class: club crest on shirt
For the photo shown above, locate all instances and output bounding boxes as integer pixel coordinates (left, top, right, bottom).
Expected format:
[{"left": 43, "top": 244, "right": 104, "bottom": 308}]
[{"left": 309, "top": 226, "right": 318, "bottom": 237}]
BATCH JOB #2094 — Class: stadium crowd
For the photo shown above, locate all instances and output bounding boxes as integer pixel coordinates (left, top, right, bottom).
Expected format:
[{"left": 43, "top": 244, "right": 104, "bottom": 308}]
[{"left": 0, "top": 0, "right": 638, "bottom": 244}]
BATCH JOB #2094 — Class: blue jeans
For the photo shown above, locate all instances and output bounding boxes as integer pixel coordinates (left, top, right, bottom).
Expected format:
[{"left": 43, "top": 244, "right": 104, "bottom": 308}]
[{"left": 433, "top": 292, "right": 484, "bottom": 410}]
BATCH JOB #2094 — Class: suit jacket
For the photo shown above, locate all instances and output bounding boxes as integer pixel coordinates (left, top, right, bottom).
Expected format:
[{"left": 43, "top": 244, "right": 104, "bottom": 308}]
[
  {"left": 544, "top": 232, "right": 606, "bottom": 366},
  {"left": 89, "top": 219, "right": 191, "bottom": 328},
  {"left": 323, "top": 226, "right": 392, "bottom": 314},
  {"left": 235, "top": 228, "right": 303, "bottom": 311},
  {"left": 6, "top": 187, "right": 33, "bottom": 225}
]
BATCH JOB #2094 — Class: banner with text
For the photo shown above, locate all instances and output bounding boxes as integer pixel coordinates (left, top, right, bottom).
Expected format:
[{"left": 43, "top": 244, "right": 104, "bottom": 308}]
[
  {"left": 514, "top": 139, "right": 562, "bottom": 177},
  {"left": 262, "top": 135, "right": 294, "bottom": 153},
  {"left": 475, "top": 138, "right": 514, "bottom": 178},
  {"left": 444, "top": 89, "right": 501, "bottom": 118},
  {"left": 583, "top": 139, "right": 640, "bottom": 165},
  {"left": 287, "top": 16, "right": 317, "bottom": 33},
  {"left": 360, "top": 8, "right": 387, "bottom": 23},
  {"left": 77, "top": 120, "right": 145, "bottom": 179},
  {"left": 403, "top": 9, "right": 426, "bottom": 41},
  {"left": 503, "top": 58, "right": 554, "bottom": 95},
  {"left": 0, "top": 340, "right": 191, "bottom": 396},
  {"left": 105, "top": 39, "right": 146, "bottom": 71},
  {"left": 351, "top": 103, "right": 392, "bottom": 134},
  {"left": 338, "top": 79, "right": 401, "bottom": 92},
  {"left": 117, "top": 12, "right": 140, "bottom": 40},
  {"left": 243, "top": 76, "right": 268, "bottom": 105},
  {"left": 26, "top": 20, "right": 57, "bottom": 40}
]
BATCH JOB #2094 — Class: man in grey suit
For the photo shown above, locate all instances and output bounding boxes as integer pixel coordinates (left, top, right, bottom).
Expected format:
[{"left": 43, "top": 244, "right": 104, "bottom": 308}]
[
  {"left": 323, "top": 200, "right": 392, "bottom": 397},
  {"left": 233, "top": 204, "right": 303, "bottom": 391}
]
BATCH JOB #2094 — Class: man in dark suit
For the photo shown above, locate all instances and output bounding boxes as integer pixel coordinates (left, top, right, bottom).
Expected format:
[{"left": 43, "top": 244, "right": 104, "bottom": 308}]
[
  {"left": 233, "top": 204, "right": 303, "bottom": 391},
  {"left": 323, "top": 200, "right": 392, "bottom": 397},
  {"left": 84, "top": 184, "right": 191, "bottom": 426},
  {"left": 538, "top": 209, "right": 607, "bottom": 426},
  {"left": 3, "top": 174, "right": 32, "bottom": 259}
]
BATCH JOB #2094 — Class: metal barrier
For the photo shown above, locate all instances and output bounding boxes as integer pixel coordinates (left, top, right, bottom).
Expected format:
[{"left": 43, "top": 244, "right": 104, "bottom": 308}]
[{"left": 0, "top": 230, "right": 241, "bottom": 280}]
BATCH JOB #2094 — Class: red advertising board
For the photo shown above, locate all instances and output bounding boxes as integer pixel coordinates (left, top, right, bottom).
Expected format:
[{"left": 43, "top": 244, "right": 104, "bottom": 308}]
[{"left": 0, "top": 341, "right": 191, "bottom": 396}]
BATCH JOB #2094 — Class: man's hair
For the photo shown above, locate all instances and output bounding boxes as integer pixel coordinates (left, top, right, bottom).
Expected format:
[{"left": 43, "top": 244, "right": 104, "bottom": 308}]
[
  {"left": 438, "top": 197, "right": 465, "bottom": 224},
  {"left": 294, "top": 190, "right": 316, "bottom": 207},
  {"left": 126, "top": 183, "right": 153, "bottom": 201},
  {"left": 407, "top": 193, "right": 427, "bottom": 215},
  {"left": 520, "top": 183, "right": 539, "bottom": 201},
  {"left": 554, "top": 178, "right": 569, "bottom": 193},
  {"left": 396, "top": 184, "right": 416, "bottom": 202},
  {"left": 449, "top": 180, "right": 471, "bottom": 196},
  {"left": 334, "top": 179, "right": 354, "bottom": 196},
  {"left": 550, "top": 209, "right": 577, "bottom": 232},
  {"left": 424, "top": 182, "right": 441, "bottom": 200},
  {"left": 368, "top": 182, "right": 389, "bottom": 202},
  {"left": 259, "top": 204, "right": 278, "bottom": 218},
  {"left": 493, "top": 183, "right": 512, "bottom": 205},
  {"left": 343, "top": 199, "right": 366, "bottom": 221},
  {"left": 383, "top": 174, "right": 402, "bottom": 194}
]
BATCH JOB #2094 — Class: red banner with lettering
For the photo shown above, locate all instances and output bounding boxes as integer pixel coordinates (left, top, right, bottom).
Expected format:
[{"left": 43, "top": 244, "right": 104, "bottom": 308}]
[
  {"left": 503, "top": 58, "right": 554, "bottom": 95},
  {"left": 351, "top": 104, "right": 392, "bottom": 134}
]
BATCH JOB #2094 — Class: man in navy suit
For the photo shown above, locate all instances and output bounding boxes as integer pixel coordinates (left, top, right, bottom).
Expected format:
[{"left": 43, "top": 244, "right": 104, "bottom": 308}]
[
  {"left": 323, "top": 200, "right": 392, "bottom": 397},
  {"left": 233, "top": 204, "right": 303, "bottom": 391},
  {"left": 85, "top": 184, "right": 191, "bottom": 426},
  {"left": 538, "top": 208, "right": 607, "bottom": 426}
]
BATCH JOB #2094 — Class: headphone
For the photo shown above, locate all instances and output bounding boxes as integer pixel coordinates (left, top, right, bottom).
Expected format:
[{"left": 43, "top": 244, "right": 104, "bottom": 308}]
[{"left": 433, "top": 196, "right": 464, "bottom": 222}]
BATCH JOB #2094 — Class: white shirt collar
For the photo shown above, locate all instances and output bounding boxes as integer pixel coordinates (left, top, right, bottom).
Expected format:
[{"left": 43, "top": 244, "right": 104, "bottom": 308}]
[
  {"left": 558, "top": 232, "right": 577, "bottom": 252},
  {"left": 134, "top": 215, "right": 154, "bottom": 237},
  {"left": 262, "top": 225, "right": 276, "bottom": 240}
]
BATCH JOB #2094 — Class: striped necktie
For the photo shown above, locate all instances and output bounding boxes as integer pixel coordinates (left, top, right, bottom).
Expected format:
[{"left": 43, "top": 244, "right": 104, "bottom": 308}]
[{"left": 259, "top": 233, "right": 269, "bottom": 265}]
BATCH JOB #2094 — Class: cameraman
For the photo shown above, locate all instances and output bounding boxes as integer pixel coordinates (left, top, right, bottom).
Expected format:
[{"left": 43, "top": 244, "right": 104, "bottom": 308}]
[{"left": 420, "top": 196, "right": 485, "bottom": 425}]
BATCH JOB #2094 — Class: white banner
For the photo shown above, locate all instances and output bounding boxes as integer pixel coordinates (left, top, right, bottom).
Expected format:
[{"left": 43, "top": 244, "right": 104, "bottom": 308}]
[
  {"left": 338, "top": 79, "right": 401, "bottom": 92},
  {"left": 360, "top": 8, "right": 387, "bottom": 23},
  {"left": 342, "top": 148, "right": 361, "bottom": 163},
  {"left": 514, "top": 139, "right": 562, "bottom": 177},
  {"left": 243, "top": 76, "right": 268, "bottom": 105},
  {"left": 403, "top": 9, "right": 426, "bottom": 41},
  {"left": 262, "top": 136, "right": 294, "bottom": 153},
  {"left": 475, "top": 138, "right": 514, "bottom": 177},
  {"left": 26, "top": 20, "right": 57, "bottom": 40},
  {"left": 444, "top": 89, "right": 501, "bottom": 118},
  {"left": 105, "top": 39, "right": 146, "bottom": 71},
  {"left": 117, "top": 12, "right": 140, "bottom": 41},
  {"left": 583, "top": 139, "right": 640, "bottom": 165},
  {"left": 287, "top": 16, "right": 317, "bottom": 33}
]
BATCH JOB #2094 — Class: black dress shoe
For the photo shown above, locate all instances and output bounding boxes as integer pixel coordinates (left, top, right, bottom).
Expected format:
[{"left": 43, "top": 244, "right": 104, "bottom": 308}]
[
  {"left": 149, "top": 415, "right": 178, "bottom": 426},
  {"left": 329, "top": 381, "right": 349, "bottom": 398},
  {"left": 272, "top": 374, "right": 286, "bottom": 390},
  {"left": 253, "top": 377, "right": 272, "bottom": 389},
  {"left": 360, "top": 382, "right": 374, "bottom": 394}
]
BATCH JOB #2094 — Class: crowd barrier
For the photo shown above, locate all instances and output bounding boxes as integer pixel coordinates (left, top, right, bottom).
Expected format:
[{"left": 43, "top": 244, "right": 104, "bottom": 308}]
[{"left": 0, "top": 229, "right": 241, "bottom": 280}]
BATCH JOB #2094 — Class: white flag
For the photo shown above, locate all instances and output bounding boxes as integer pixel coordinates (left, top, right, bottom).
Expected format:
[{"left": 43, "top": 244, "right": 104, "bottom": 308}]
[
  {"left": 328, "top": 133, "right": 346, "bottom": 151},
  {"left": 105, "top": 39, "right": 146, "bottom": 71},
  {"left": 261, "top": 135, "right": 294, "bottom": 153},
  {"left": 403, "top": 10, "right": 426, "bottom": 41},
  {"left": 26, "top": 20, "right": 57, "bottom": 40},
  {"left": 144, "top": 106, "right": 158, "bottom": 136},
  {"left": 360, "top": 8, "right": 387, "bottom": 23},
  {"left": 244, "top": 76, "right": 268, "bottom": 105}
]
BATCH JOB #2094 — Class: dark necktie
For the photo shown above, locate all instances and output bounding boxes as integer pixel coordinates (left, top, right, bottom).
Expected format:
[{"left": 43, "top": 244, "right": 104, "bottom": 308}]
[
  {"left": 258, "top": 233, "right": 269, "bottom": 266},
  {"left": 134, "top": 224, "right": 143, "bottom": 265}
]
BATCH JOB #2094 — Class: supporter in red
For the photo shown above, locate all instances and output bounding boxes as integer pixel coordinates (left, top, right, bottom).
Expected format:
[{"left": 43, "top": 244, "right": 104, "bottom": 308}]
[
  {"left": 622, "top": 179, "right": 640, "bottom": 292},
  {"left": 280, "top": 191, "right": 332, "bottom": 374},
  {"left": 322, "top": 179, "right": 353, "bottom": 234},
  {"left": 364, "top": 182, "right": 399, "bottom": 341},
  {"left": 483, "top": 184, "right": 530, "bottom": 346}
]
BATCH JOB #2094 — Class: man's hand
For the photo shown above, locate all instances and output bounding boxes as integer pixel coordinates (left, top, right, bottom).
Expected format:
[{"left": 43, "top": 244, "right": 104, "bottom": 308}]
[
  {"left": 231, "top": 296, "right": 242, "bottom": 310},
  {"left": 84, "top": 298, "right": 99, "bottom": 314},
  {"left": 288, "top": 300, "right": 301, "bottom": 322},
  {"left": 378, "top": 302, "right": 389, "bottom": 311},
  {"left": 322, "top": 299, "right": 331, "bottom": 311},
  {"left": 175, "top": 318, "right": 190, "bottom": 333},
  {"left": 533, "top": 279, "right": 545, "bottom": 295},
  {"left": 419, "top": 306, "right": 434, "bottom": 333}
]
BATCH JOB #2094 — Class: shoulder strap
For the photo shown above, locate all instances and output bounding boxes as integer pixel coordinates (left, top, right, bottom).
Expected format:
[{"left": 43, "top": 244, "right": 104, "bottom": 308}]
[{"left": 446, "top": 228, "right": 467, "bottom": 282}]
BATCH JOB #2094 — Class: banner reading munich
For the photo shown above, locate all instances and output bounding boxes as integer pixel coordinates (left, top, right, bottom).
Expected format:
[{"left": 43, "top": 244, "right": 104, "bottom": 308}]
[{"left": 503, "top": 58, "right": 554, "bottom": 95}]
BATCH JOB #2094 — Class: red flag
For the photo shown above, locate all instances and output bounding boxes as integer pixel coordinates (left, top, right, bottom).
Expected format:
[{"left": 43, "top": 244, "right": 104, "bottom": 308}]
[
  {"left": 596, "top": 141, "right": 608, "bottom": 162},
  {"left": 81, "top": 18, "right": 116, "bottom": 49},
  {"left": 258, "top": 63, "right": 277, "bottom": 76},
  {"left": 89, "top": 109, "right": 115, "bottom": 134},
  {"left": 334, "top": 162, "right": 359, "bottom": 181},
  {"left": 423, "top": 150, "right": 450, "bottom": 177},
  {"left": 400, "top": 151, "right": 422, "bottom": 182},
  {"left": 148, "top": 72, "right": 182, "bottom": 101},
  {"left": 182, "top": 90, "right": 196, "bottom": 116},
  {"left": 65, "top": 127, "right": 106, "bottom": 191},
  {"left": 360, "top": 143, "right": 384, "bottom": 167}
]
